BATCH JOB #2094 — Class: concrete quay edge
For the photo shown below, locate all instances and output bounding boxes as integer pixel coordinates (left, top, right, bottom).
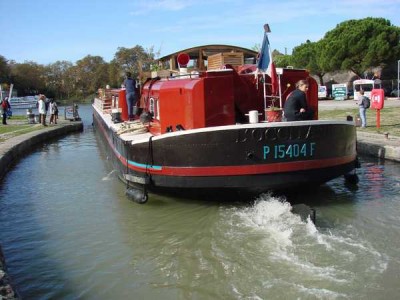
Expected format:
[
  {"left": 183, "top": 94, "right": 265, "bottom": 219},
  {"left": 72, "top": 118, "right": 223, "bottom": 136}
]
[{"left": 356, "top": 130, "right": 400, "bottom": 162}]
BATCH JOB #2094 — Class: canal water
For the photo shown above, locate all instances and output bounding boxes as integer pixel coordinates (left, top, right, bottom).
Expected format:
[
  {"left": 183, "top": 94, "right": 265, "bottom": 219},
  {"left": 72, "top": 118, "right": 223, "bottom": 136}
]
[{"left": 1, "top": 105, "right": 400, "bottom": 299}]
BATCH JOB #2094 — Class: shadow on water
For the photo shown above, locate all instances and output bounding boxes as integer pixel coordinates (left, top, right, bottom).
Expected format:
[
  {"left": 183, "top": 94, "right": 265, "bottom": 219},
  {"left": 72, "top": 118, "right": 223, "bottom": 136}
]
[
  {"left": 281, "top": 182, "right": 357, "bottom": 207},
  {"left": 145, "top": 174, "right": 361, "bottom": 207}
]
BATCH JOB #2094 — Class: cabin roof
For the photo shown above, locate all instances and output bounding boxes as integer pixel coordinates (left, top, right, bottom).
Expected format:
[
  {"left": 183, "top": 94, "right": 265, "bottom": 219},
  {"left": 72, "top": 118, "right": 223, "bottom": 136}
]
[
  {"left": 158, "top": 44, "right": 258, "bottom": 71},
  {"left": 159, "top": 44, "right": 258, "bottom": 61}
]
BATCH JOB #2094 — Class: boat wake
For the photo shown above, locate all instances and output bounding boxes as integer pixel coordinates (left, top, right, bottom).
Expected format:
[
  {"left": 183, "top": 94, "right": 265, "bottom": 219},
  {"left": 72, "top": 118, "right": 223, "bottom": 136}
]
[
  {"left": 217, "top": 193, "right": 389, "bottom": 298},
  {"left": 232, "top": 193, "right": 317, "bottom": 250},
  {"left": 101, "top": 170, "right": 119, "bottom": 181}
]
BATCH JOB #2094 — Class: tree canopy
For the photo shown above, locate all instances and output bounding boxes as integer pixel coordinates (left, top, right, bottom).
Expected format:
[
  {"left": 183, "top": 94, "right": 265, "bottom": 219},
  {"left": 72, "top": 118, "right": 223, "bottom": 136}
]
[
  {"left": 318, "top": 17, "right": 400, "bottom": 78},
  {"left": 1, "top": 17, "right": 399, "bottom": 99},
  {"left": 113, "top": 45, "right": 158, "bottom": 75},
  {"left": 291, "top": 40, "right": 326, "bottom": 84},
  {"left": 10, "top": 61, "right": 46, "bottom": 95},
  {"left": 0, "top": 55, "right": 10, "bottom": 83},
  {"left": 0, "top": 45, "right": 158, "bottom": 99}
]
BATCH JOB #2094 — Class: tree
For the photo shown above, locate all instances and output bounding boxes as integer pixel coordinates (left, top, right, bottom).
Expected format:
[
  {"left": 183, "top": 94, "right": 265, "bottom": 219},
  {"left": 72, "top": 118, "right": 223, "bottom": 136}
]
[
  {"left": 74, "top": 55, "right": 108, "bottom": 97},
  {"left": 319, "top": 17, "right": 400, "bottom": 78},
  {"left": 62, "top": 64, "right": 79, "bottom": 99},
  {"left": 292, "top": 40, "right": 326, "bottom": 85},
  {"left": 251, "top": 43, "right": 261, "bottom": 53},
  {"left": 10, "top": 61, "right": 47, "bottom": 95},
  {"left": 113, "top": 45, "right": 159, "bottom": 81},
  {"left": 45, "top": 61, "right": 74, "bottom": 99},
  {"left": 107, "top": 61, "right": 121, "bottom": 88},
  {"left": 0, "top": 55, "right": 10, "bottom": 84},
  {"left": 273, "top": 51, "right": 293, "bottom": 69}
]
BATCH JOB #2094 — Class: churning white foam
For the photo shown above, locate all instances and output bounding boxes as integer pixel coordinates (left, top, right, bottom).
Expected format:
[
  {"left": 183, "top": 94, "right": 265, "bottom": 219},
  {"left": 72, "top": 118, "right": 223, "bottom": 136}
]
[
  {"left": 101, "top": 169, "right": 119, "bottom": 181},
  {"left": 227, "top": 192, "right": 389, "bottom": 297},
  {"left": 233, "top": 193, "right": 317, "bottom": 250}
]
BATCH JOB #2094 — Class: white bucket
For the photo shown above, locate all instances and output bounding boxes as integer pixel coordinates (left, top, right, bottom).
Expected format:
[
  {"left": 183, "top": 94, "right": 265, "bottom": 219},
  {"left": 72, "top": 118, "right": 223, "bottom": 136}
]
[
  {"left": 179, "top": 68, "right": 188, "bottom": 75},
  {"left": 247, "top": 110, "right": 260, "bottom": 124},
  {"left": 178, "top": 68, "right": 189, "bottom": 79}
]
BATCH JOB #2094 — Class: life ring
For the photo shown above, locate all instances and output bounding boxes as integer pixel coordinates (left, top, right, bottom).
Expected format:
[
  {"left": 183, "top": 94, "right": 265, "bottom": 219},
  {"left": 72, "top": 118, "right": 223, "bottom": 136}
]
[{"left": 177, "top": 52, "right": 190, "bottom": 67}]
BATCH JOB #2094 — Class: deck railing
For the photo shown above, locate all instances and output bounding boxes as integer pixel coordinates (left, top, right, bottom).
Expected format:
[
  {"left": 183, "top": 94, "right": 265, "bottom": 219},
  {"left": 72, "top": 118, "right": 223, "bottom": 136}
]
[{"left": 95, "top": 88, "right": 122, "bottom": 113}]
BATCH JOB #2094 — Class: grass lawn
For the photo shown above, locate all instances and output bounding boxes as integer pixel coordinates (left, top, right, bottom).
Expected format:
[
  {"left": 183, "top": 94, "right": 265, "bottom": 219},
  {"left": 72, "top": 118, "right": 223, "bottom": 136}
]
[
  {"left": 0, "top": 116, "right": 45, "bottom": 142},
  {"left": 318, "top": 106, "right": 400, "bottom": 137}
]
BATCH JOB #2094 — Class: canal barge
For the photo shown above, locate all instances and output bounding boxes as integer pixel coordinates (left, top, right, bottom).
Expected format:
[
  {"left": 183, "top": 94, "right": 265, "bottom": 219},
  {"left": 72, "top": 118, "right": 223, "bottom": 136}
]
[{"left": 93, "top": 42, "right": 357, "bottom": 203}]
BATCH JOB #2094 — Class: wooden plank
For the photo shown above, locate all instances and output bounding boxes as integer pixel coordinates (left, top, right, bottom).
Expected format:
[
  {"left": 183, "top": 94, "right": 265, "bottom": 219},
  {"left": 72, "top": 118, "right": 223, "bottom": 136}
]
[{"left": 207, "top": 52, "right": 244, "bottom": 70}]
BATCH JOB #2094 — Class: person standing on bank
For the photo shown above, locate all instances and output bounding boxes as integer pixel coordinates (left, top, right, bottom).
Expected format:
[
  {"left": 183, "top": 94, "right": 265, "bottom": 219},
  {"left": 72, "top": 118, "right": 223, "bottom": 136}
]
[
  {"left": 38, "top": 94, "right": 47, "bottom": 126},
  {"left": 283, "top": 79, "right": 314, "bottom": 121},
  {"left": 122, "top": 72, "right": 137, "bottom": 121},
  {"left": 1, "top": 97, "right": 11, "bottom": 125},
  {"left": 49, "top": 99, "right": 58, "bottom": 124},
  {"left": 357, "top": 90, "right": 369, "bottom": 128},
  {"left": 54, "top": 101, "right": 59, "bottom": 124}
]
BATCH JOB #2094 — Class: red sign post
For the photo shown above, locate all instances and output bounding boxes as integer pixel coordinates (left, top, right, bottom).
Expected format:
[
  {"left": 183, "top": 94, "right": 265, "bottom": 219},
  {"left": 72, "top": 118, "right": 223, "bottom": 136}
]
[{"left": 370, "top": 89, "right": 385, "bottom": 128}]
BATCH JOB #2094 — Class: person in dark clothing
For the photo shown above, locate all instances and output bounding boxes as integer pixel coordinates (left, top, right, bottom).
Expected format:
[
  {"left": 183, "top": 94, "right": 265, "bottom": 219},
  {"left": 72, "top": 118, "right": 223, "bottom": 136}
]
[
  {"left": 1, "top": 97, "right": 11, "bottom": 125},
  {"left": 283, "top": 80, "right": 314, "bottom": 121},
  {"left": 122, "top": 72, "right": 137, "bottom": 120}
]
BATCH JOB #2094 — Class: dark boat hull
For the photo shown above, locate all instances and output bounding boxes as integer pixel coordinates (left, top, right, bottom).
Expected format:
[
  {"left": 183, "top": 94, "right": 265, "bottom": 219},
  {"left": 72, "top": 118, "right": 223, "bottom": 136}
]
[{"left": 93, "top": 107, "right": 357, "bottom": 195}]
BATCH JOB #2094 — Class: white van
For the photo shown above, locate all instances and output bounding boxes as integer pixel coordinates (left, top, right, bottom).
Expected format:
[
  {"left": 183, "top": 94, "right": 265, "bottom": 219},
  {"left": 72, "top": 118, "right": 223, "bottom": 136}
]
[{"left": 353, "top": 79, "right": 377, "bottom": 100}]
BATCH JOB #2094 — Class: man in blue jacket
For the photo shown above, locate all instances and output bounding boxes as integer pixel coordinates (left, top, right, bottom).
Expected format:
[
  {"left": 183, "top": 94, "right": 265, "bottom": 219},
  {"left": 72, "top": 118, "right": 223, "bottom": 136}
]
[{"left": 123, "top": 72, "right": 137, "bottom": 120}]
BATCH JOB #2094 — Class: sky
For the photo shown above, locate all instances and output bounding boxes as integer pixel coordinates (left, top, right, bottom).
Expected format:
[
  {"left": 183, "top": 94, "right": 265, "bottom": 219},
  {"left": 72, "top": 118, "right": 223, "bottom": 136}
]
[{"left": 1, "top": 0, "right": 400, "bottom": 65}]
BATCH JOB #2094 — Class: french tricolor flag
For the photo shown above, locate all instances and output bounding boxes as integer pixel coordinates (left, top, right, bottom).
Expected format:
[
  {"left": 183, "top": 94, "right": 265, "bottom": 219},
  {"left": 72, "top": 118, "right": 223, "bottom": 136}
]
[{"left": 257, "top": 25, "right": 278, "bottom": 95}]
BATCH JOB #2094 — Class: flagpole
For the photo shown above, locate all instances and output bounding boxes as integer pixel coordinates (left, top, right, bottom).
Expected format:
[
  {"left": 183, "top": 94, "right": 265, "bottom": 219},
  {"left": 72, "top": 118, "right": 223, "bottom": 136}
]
[
  {"left": 257, "top": 23, "right": 278, "bottom": 119},
  {"left": 278, "top": 73, "right": 282, "bottom": 108},
  {"left": 263, "top": 73, "right": 267, "bottom": 112},
  {"left": 263, "top": 24, "right": 270, "bottom": 114}
]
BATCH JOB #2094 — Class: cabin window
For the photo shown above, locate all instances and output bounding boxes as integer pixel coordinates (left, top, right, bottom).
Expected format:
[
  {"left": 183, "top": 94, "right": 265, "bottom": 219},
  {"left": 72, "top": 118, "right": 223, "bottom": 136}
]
[{"left": 149, "top": 97, "right": 160, "bottom": 120}]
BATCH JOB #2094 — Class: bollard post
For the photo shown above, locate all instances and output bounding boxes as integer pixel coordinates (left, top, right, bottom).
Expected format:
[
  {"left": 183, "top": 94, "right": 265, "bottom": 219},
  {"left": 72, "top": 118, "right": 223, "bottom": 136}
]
[{"left": 376, "top": 109, "right": 380, "bottom": 128}]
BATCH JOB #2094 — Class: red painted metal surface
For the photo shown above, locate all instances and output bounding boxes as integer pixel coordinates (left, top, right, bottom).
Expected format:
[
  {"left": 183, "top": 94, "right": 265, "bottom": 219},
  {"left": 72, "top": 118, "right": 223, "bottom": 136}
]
[
  {"left": 142, "top": 71, "right": 237, "bottom": 134},
  {"left": 126, "top": 155, "right": 356, "bottom": 177},
  {"left": 371, "top": 89, "right": 384, "bottom": 110},
  {"left": 140, "top": 67, "right": 319, "bottom": 135},
  {"left": 119, "top": 89, "right": 128, "bottom": 121},
  {"left": 371, "top": 89, "right": 384, "bottom": 128}
]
